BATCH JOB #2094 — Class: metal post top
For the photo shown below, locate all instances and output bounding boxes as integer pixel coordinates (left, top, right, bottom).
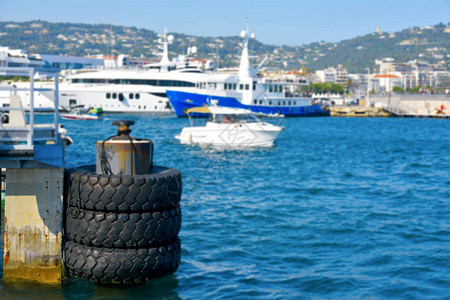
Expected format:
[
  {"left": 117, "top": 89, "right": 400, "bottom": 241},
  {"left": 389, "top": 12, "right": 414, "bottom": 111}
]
[{"left": 112, "top": 120, "right": 135, "bottom": 136}]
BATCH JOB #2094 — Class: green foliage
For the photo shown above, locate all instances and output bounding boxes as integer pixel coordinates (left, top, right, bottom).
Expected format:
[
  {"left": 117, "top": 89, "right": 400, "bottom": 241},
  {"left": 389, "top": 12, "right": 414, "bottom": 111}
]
[
  {"left": 406, "top": 86, "right": 421, "bottom": 94},
  {"left": 310, "top": 82, "right": 344, "bottom": 94},
  {"left": 392, "top": 86, "right": 404, "bottom": 94},
  {"left": 0, "top": 21, "right": 448, "bottom": 73}
]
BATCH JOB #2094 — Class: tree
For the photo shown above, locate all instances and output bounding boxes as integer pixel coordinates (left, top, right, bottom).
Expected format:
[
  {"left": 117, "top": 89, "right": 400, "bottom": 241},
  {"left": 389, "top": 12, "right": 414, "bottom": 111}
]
[
  {"left": 406, "top": 86, "right": 421, "bottom": 94},
  {"left": 392, "top": 86, "right": 404, "bottom": 94},
  {"left": 309, "top": 82, "right": 343, "bottom": 94}
]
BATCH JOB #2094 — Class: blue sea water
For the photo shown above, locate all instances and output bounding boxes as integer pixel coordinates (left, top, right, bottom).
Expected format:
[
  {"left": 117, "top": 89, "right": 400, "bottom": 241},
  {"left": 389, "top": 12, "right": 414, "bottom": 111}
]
[{"left": 1, "top": 114, "right": 449, "bottom": 299}]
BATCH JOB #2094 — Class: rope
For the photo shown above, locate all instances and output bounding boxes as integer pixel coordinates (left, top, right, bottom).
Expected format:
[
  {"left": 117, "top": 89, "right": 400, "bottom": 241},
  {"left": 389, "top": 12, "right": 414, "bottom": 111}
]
[
  {"left": 100, "top": 134, "right": 118, "bottom": 175},
  {"left": 100, "top": 134, "right": 144, "bottom": 175}
]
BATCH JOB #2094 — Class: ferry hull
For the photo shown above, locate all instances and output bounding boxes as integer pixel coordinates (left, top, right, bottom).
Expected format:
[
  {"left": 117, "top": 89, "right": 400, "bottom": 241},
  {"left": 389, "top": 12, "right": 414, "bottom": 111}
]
[{"left": 167, "top": 90, "right": 329, "bottom": 117}]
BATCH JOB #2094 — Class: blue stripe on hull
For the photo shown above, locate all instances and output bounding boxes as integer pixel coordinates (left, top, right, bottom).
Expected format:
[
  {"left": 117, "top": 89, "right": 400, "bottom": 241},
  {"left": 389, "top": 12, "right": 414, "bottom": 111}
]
[{"left": 167, "top": 90, "right": 329, "bottom": 117}]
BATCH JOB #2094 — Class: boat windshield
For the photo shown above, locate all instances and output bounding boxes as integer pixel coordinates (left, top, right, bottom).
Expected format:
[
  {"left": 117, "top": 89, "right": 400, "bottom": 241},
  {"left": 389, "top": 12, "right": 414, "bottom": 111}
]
[{"left": 210, "top": 113, "right": 259, "bottom": 123}]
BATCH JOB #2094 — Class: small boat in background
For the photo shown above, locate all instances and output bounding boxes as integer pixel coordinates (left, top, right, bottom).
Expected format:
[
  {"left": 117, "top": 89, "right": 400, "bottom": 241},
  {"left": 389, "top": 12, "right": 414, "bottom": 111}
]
[
  {"left": 176, "top": 104, "right": 284, "bottom": 147},
  {"left": 61, "top": 105, "right": 103, "bottom": 120}
]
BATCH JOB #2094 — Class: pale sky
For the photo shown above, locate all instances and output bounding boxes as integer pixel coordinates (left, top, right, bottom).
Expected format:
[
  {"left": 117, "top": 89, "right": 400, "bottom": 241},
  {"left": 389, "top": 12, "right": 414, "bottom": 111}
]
[{"left": 0, "top": 0, "right": 448, "bottom": 45}]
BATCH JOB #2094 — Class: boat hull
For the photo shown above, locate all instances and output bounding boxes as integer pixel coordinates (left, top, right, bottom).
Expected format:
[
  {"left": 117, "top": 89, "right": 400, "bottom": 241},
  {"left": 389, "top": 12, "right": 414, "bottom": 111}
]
[
  {"left": 176, "top": 123, "right": 282, "bottom": 147},
  {"left": 61, "top": 114, "right": 100, "bottom": 120},
  {"left": 167, "top": 90, "right": 329, "bottom": 117}
]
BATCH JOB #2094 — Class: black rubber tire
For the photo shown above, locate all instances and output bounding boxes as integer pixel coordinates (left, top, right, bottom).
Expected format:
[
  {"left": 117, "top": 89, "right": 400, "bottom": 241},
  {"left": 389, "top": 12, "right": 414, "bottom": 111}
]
[
  {"left": 65, "top": 206, "right": 181, "bottom": 248},
  {"left": 66, "top": 166, "right": 182, "bottom": 212},
  {"left": 64, "top": 165, "right": 96, "bottom": 207},
  {"left": 65, "top": 239, "right": 181, "bottom": 286}
]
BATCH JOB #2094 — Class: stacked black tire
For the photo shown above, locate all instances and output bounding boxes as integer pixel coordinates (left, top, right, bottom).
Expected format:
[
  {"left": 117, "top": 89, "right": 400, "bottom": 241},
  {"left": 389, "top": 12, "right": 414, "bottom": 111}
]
[{"left": 64, "top": 165, "right": 182, "bottom": 286}]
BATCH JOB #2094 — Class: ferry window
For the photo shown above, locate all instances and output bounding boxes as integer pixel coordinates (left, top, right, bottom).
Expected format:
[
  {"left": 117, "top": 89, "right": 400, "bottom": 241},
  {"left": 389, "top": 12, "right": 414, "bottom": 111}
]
[
  {"left": 139, "top": 105, "right": 141, "bottom": 109},
  {"left": 279, "top": 86, "right": 283, "bottom": 93},
  {"left": 289, "top": 101, "right": 291, "bottom": 105},
  {"left": 106, "top": 93, "right": 111, "bottom": 99},
  {"left": 253, "top": 82, "right": 257, "bottom": 90},
  {"left": 254, "top": 100, "right": 257, "bottom": 104},
  {"left": 136, "top": 93, "right": 140, "bottom": 99},
  {"left": 283, "top": 101, "right": 285, "bottom": 105},
  {"left": 269, "top": 85, "right": 273, "bottom": 92},
  {"left": 119, "top": 93, "right": 124, "bottom": 101},
  {"left": 233, "top": 84, "right": 237, "bottom": 90},
  {"left": 245, "top": 84, "right": 249, "bottom": 90},
  {"left": 224, "top": 84, "right": 228, "bottom": 90},
  {"left": 239, "top": 84, "right": 244, "bottom": 90},
  {"left": 259, "top": 100, "right": 262, "bottom": 105},
  {"left": 69, "top": 99, "right": 77, "bottom": 107},
  {"left": 294, "top": 101, "right": 296, "bottom": 105},
  {"left": 269, "top": 101, "right": 272, "bottom": 105},
  {"left": 144, "top": 106, "right": 146, "bottom": 109},
  {"left": 112, "top": 93, "right": 117, "bottom": 99},
  {"left": 129, "top": 93, "right": 134, "bottom": 99}
]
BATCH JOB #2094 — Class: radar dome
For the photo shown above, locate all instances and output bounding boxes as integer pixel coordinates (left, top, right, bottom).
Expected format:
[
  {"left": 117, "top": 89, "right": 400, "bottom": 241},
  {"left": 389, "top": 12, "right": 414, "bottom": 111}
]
[
  {"left": 251, "top": 33, "right": 255, "bottom": 39},
  {"left": 167, "top": 35, "right": 174, "bottom": 43},
  {"left": 191, "top": 46, "right": 197, "bottom": 54},
  {"left": 240, "top": 30, "right": 246, "bottom": 38}
]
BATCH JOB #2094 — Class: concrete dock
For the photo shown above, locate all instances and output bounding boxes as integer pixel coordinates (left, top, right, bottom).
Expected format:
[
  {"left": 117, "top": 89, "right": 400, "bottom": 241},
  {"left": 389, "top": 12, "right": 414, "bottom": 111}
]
[
  {"left": 0, "top": 68, "right": 64, "bottom": 284},
  {"left": 330, "top": 106, "right": 391, "bottom": 117}
]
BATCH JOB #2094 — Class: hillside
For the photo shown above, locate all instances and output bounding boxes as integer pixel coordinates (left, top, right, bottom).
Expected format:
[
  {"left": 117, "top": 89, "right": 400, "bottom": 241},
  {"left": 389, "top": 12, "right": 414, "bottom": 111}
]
[{"left": 0, "top": 20, "right": 448, "bottom": 73}]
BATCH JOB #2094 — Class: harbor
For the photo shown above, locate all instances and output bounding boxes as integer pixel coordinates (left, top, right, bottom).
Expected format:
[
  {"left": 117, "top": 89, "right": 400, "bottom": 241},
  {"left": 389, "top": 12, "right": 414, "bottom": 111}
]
[
  {"left": 1, "top": 112, "right": 449, "bottom": 298},
  {"left": 0, "top": 52, "right": 449, "bottom": 300},
  {"left": 0, "top": 4, "right": 449, "bottom": 298}
]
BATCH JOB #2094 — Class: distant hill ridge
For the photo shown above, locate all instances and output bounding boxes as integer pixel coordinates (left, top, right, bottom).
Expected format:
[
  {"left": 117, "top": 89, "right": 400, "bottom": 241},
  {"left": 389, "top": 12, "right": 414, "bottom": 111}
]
[{"left": 0, "top": 20, "right": 448, "bottom": 73}]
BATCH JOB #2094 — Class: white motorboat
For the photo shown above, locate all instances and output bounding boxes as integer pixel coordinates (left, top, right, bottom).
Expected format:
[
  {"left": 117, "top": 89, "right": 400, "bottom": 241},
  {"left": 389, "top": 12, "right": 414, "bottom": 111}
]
[
  {"left": 60, "top": 105, "right": 103, "bottom": 120},
  {"left": 175, "top": 105, "right": 284, "bottom": 147}
]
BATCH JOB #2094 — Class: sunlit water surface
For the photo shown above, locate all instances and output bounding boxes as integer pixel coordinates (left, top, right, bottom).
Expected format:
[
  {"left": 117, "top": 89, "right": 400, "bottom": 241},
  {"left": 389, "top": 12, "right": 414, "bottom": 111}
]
[{"left": 1, "top": 115, "right": 449, "bottom": 299}]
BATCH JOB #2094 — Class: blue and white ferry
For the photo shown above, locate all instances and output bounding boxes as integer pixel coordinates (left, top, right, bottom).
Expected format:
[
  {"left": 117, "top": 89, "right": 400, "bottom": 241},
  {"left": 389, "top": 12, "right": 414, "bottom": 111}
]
[{"left": 167, "top": 28, "right": 329, "bottom": 117}]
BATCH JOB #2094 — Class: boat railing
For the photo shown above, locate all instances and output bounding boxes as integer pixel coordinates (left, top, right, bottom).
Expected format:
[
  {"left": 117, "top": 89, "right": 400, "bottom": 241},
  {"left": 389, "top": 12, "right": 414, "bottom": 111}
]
[{"left": 0, "top": 67, "right": 61, "bottom": 155}]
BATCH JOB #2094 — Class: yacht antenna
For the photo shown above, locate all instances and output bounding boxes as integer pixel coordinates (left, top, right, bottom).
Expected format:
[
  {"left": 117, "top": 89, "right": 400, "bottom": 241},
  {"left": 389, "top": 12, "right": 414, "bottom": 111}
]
[{"left": 238, "top": 18, "right": 255, "bottom": 78}]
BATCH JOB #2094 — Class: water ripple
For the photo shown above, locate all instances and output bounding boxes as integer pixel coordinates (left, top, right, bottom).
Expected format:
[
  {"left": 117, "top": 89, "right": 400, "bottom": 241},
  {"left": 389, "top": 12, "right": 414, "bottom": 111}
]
[{"left": 1, "top": 115, "right": 449, "bottom": 299}]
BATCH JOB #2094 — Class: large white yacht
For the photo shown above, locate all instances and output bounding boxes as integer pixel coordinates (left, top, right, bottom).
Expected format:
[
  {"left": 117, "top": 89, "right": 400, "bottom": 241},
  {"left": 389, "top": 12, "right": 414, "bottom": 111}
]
[{"left": 56, "top": 31, "right": 215, "bottom": 113}]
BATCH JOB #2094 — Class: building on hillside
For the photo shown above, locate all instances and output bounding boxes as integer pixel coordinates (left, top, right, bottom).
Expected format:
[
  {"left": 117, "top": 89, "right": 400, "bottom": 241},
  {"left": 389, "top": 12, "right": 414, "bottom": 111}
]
[
  {"left": 335, "top": 64, "right": 348, "bottom": 88},
  {"left": 0, "top": 46, "right": 104, "bottom": 78},
  {"left": 0, "top": 46, "right": 44, "bottom": 76},
  {"left": 348, "top": 73, "right": 368, "bottom": 98},
  {"left": 374, "top": 58, "right": 448, "bottom": 91},
  {"left": 435, "top": 71, "right": 450, "bottom": 90},
  {"left": 315, "top": 68, "right": 336, "bottom": 83},
  {"left": 39, "top": 54, "right": 103, "bottom": 70},
  {"left": 315, "top": 65, "right": 348, "bottom": 88},
  {"left": 89, "top": 54, "right": 131, "bottom": 68}
]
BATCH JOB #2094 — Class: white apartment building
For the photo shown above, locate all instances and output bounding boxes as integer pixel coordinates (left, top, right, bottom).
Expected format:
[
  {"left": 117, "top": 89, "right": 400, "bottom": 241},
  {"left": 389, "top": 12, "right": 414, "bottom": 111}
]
[
  {"left": 374, "top": 58, "right": 448, "bottom": 90},
  {"left": 315, "top": 68, "right": 336, "bottom": 83},
  {"left": 0, "top": 46, "right": 104, "bottom": 77},
  {"left": 315, "top": 65, "right": 348, "bottom": 84}
]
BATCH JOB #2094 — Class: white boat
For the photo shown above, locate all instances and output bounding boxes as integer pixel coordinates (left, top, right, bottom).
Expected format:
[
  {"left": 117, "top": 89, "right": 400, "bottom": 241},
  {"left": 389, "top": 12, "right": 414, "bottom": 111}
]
[
  {"left": 60, "top": 105, "right": 103, "bottom": 120},
  {"left": 175, "top": 104, "right": 284, "bottom": 147},
  {"left": 167, "top": 26, "right": 329, "bottom": 117},
  {"left": 56, "top": 30, "right": 215, "bottom": 114}
]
